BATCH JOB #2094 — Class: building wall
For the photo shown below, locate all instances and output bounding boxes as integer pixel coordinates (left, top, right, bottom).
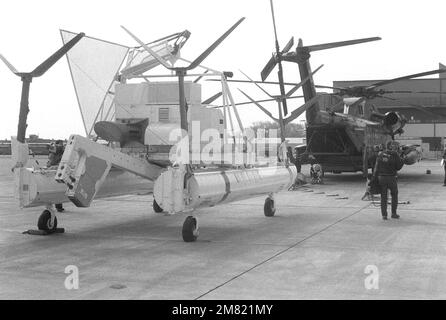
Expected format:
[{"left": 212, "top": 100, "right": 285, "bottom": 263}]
[
  {"left": 400, "top": 123, "right": 434, "bottom": 137},
  {"left": 435, "top": 123, "right": 446, "bottom": 136}
]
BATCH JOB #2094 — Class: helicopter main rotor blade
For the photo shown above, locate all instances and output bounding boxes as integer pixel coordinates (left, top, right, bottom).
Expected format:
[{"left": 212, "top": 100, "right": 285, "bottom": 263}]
[
  {"left": 238, "top": 88, "right": 278, "bottom": 121},
  {"left": 260, "top": 0, "right": 285, "bottom": 83},
  {"left": 367, "top": 69, "right": 446, "bottom": 89},
  {"left": 31, "top": 32, "right": 85, "bottom": 77},
  {"left": 281, "top": 37, "right": 294, "bottom": 54},
  {"left": 277, "top": 67, "right": 288, "bottom": 115},
  {"left": 268, "top": 0, "right": 288, "bottom": 115},
  {"left": 260, "top": 55, "right": 277, "bottom": 82},
  {"left": 208, "top": 95, "right": 304, "bottom": 108},
  {"left": 304, "top": 37, "right": 381, "bottom": 53},
  {"left": 380, "top": 96, "right": 443, "bottom": 118},
  {"left": 207, "top": 78, "right": 296, "bottom": 85},
  {"left": 284, "top": 96, "right": 320, "bottom": 124},
  {"left": 286, "top": 64, "right": 324, "bottom": 98},
  {"left": 382, "top": 90, "right": 446, "bottom": 95},
  {"left": 240, "top": 64, "right": 323, "bottom": 115},
  {"left": 0, "top": 54, "right": 19, "bottom": 74},
  {"left": 208, "top": 78, "right": 343, "bottom": 91},
  {"left": 202, "top": 92, "right": 223, "bottom": 105},
  {"left": 240, "top": 69, "right": 274, "bottom": 98},
  {"left": 188, "top": 17, "right": 245, "bottom": 70},
  {"left": 193, "top": 69, "right": 209, "bottom": 83},
  {"left": 314, "top": 84, "right": 346, "bottom": 91}
]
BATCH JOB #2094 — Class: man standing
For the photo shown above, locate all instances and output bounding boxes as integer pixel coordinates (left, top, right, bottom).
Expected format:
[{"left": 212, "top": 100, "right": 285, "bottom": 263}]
[
  {"left": 373, "top": 141, "right": 404, "bottom": 220},
  {"left": 287, "top": 146, "right": 301, "bottom": 173},
  {"left": 369, "top": 145, "right": 380, "bottom": 174},
  {"left": 47, "top": 140, "right": 64, "bottom": 167},
  {"left": 47, "top": 140, "right": 66, "bottom": 212}
]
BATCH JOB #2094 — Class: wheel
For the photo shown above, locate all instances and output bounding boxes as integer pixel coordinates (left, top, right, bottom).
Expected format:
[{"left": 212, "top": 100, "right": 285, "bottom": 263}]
[
  {"left": 182, "top": 216, "right": 198, "bottom": 242},
  {"left": 37, "top": 210, "right": 58, "bottom": 231},
  {"left": 264, "top": 197, "right": 276, "bottom": 217},
  {"left": 153, "top": 199, "right": 163, "bottom": 213}
]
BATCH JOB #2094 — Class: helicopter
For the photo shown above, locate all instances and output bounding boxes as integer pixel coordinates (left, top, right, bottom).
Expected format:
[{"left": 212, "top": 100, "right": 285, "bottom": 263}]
[
  {"left": 218, "top": 0, "right": 446, "bottom": 176},
  {"left": 278, "top": 45, "right": 446, "bottom": 173}
]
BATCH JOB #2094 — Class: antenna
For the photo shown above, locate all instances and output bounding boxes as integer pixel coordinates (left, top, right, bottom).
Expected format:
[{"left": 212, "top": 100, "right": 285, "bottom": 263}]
[
  {"left": 0, "top": 32, "right": 85, "bottom": 143},
  {"left": 122, "top": 18, "right": 245, "bottom": 134}
]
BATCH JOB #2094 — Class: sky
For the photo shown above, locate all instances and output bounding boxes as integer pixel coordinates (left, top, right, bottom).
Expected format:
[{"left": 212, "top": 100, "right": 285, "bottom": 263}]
[{"left": 1, "top": 0, "right": 445, "bottom": 139}]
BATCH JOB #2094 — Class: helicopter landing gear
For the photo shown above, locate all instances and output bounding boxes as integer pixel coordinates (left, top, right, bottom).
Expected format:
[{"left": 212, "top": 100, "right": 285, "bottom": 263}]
[
  {"left": 23, "top": 205, "right": 65, "bottom": 235},
  {"left": 153, "top": 199, "right": 163, "bottom": 213},
  {"left": 264, "top": 193, "right": 276, "bottom": 217},
  {"left": 37, "top": 207, "right": 58, "bottom": 231},
  {"left": 182, "top": 215, "right": 199, "bottom": 242}
]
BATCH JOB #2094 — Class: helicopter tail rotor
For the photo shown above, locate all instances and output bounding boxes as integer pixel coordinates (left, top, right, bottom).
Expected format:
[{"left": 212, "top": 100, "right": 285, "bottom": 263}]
[{"left": 260, "top": 36, "right": 294, "bottom": 82}]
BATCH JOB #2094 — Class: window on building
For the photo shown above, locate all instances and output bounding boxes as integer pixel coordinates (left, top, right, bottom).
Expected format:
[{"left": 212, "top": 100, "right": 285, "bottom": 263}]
[
  {"left": 159, "top": 108, "right": 169, "bottom": 122},
  {"left": 219, "top": 119, "right": 224, "bottom": 124}
]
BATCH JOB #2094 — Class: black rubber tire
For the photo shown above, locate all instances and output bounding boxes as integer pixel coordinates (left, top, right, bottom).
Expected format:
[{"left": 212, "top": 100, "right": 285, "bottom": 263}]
[
  {"left": 182, "top": 216, "right": 198, "bottom": 242},
  {"left": 153, "top": 199, "right": 163, "bottom": 213},
  {"left": 264, "top": 198, "right": 276, "bottom": 217},
  {"left": 37, "top": 210, "right": 58, "bottom": 231}
]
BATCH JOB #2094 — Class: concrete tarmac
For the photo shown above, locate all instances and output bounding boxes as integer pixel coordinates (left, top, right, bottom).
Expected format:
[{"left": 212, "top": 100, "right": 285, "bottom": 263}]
[{"left": 1, "top": 156, "right": 446, "bottom": 299}]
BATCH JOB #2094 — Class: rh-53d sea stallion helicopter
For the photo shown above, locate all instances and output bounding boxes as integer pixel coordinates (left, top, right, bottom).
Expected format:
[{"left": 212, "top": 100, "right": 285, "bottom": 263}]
[{"left": 219, "top": 0, "right": 446, "bottom": 176}]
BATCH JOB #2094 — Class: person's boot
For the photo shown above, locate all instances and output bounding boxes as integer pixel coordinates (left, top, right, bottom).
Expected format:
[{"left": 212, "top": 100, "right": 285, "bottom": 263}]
[
  {"left": 391, "top": 213, "right": 400, "bottom": 219},
  {"left": 382, "top": 215, "right": 388, "bottom": 220}
]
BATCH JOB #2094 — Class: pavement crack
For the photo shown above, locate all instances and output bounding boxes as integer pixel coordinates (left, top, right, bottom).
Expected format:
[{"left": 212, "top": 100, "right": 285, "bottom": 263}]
[{"left": 194, "top": 202, "right": 371, "bottom": 300}]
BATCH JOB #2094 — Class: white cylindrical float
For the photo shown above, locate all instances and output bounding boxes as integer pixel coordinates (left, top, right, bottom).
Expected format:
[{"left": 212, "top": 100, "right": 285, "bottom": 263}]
[
  {"left": 15, "top": 167, "right": 153, "bottom": 208},
  {"left": 153, "top": 165, "right": 297, "bottom": 213}
]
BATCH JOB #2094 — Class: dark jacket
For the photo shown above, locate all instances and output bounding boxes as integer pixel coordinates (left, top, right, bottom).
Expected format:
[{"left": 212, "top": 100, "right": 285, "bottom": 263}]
[
  {"left": 287, "top": 149, "right": 301, "bottom": 173},
  {"left": 374, "top": 150, "right": 404, "bottom": 176},
  {"left": 47, "top": 145, "right": 64, "bottom": 167}
]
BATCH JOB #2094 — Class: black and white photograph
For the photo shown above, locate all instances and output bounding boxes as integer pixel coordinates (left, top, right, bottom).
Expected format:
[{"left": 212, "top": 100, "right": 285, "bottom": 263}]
[{"left": 1, "top": 0, "right": 446, "bottom": 305}]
